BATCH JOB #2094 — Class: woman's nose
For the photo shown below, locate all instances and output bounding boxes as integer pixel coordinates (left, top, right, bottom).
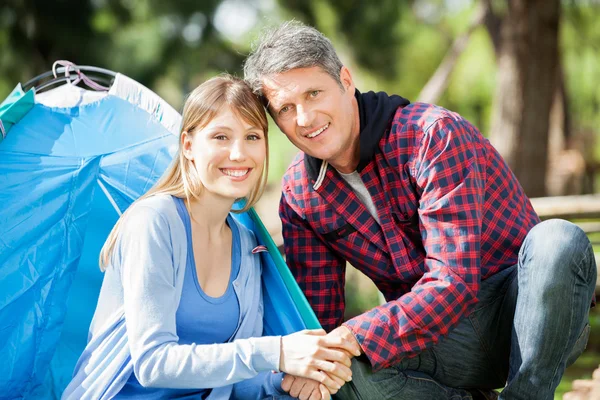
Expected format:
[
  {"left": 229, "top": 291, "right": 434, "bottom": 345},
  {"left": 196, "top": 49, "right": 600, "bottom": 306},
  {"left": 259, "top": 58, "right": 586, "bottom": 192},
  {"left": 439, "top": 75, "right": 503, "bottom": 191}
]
[{"left": 229, "top": 140, "right": 247, "bottom": 161}]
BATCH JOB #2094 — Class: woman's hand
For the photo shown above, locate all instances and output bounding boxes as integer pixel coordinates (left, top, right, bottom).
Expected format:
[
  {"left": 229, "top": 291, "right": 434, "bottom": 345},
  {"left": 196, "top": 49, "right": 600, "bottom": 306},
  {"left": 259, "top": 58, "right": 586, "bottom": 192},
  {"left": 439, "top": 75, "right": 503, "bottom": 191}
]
[
  {"left": 279, "top": 329, "right": 354, "bottom": 389},
  {"left": 281, "top": 375, "right": 331, "bottom": 400}
]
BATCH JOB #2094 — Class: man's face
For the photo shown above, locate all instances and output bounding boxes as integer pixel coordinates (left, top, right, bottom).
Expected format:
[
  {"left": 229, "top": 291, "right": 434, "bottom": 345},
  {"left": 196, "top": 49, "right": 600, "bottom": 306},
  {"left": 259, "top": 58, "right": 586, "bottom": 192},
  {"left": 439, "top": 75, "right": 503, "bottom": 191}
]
[{"left": 261, "top": 66, "right": 359, "bottom": 172}]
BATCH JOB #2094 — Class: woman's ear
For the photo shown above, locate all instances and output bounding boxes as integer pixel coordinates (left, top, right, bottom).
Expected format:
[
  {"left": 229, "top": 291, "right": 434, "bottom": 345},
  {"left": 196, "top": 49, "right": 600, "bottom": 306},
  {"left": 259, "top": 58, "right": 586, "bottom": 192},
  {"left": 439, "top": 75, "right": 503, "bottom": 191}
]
[{"left": 181, "top": 131, "right": 194, "bottom": 161}]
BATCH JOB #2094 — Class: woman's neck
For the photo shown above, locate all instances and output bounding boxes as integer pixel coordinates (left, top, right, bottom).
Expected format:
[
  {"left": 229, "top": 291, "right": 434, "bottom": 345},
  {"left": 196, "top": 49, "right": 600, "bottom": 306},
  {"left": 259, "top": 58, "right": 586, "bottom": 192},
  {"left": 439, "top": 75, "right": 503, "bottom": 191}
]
[{"left": 185, "top": 195, "right": 235, "bottom": 240}]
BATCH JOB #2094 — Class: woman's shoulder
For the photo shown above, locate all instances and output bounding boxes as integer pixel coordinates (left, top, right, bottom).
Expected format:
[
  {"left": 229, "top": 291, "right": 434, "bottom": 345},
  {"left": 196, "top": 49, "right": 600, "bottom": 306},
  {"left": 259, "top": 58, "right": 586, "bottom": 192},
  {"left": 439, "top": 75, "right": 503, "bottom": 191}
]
[
  {"left": 134, "top": 193, "right": 177, "bottom": 211},
  {"left": 123, "top": 195, "right": 182, "bottom": 231}
]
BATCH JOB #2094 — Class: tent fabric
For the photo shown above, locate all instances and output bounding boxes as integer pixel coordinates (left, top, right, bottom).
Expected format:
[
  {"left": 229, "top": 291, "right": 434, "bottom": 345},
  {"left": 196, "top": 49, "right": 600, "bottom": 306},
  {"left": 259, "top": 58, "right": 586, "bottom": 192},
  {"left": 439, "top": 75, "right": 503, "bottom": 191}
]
[
  {"left": 0, "top": 84, "right": 35, "bottom": 143},
  {"left": 36, "top": 82, "right": 108, "bottom": 109},
  {"left": 0, "top": 74, "right": 319, "bottom": 399}
]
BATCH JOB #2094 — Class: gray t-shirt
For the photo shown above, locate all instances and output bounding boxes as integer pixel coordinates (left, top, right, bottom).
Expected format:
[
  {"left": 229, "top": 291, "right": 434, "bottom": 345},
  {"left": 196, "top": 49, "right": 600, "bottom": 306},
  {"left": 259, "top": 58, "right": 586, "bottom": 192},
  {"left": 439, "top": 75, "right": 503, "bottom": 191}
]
[{"left": 338, "top": 170, "right": 381, "bottom": 224}]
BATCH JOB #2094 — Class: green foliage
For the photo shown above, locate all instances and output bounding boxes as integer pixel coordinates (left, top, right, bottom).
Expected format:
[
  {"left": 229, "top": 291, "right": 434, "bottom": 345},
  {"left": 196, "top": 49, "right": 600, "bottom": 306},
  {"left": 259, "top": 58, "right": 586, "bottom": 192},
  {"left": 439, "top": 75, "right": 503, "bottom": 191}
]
[
  {"left": 0, "top": 0, "right": 250, "bottom": 102},
  {"left": 2, "top": 0, "right": 598, "bottom": 177},
  {"left": 562, "top": 2, "right": 600, "bottom": 155},
  {"left": 277, "top": 0, "right": 410, "bottom": 80},
  {"left": 443, "top": 27, "right": 497, "bottom": 135},
  {"left": 266, "top": 117, "right": 299, "bottom": 185}
]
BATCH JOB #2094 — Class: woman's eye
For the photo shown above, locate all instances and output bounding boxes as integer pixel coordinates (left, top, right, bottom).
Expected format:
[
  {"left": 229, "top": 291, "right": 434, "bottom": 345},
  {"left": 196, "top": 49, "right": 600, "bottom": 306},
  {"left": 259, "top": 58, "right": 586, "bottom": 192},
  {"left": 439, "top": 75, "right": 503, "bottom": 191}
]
[
  {"left": 247, "top": 134, "right": 261, "bottom": 141},
  {"left": 215, "top": 134, "right": 227, "bottom": 140}
]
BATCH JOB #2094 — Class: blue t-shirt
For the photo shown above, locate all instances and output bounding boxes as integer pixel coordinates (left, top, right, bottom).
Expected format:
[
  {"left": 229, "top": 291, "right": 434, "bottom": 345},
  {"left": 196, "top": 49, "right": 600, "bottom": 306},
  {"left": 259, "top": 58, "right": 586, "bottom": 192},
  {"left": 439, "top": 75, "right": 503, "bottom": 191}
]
[{"left": 116, "top": 197, "right": 241, "bottom": 398}]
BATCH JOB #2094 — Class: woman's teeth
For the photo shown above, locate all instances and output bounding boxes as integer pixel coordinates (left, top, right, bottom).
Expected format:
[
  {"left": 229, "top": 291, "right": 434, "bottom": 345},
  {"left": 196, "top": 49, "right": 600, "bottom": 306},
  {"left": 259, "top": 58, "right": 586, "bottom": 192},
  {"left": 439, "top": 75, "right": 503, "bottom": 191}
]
[{"left": 222, "top": 169, "right": 249, "bottom": 177}]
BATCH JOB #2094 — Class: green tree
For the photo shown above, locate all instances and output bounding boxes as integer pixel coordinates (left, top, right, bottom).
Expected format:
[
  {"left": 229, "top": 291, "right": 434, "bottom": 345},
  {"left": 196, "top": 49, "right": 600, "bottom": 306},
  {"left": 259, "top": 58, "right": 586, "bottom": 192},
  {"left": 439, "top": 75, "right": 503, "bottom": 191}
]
[{"left": 0, "top": 0, "right": 250, "bottom": 104}]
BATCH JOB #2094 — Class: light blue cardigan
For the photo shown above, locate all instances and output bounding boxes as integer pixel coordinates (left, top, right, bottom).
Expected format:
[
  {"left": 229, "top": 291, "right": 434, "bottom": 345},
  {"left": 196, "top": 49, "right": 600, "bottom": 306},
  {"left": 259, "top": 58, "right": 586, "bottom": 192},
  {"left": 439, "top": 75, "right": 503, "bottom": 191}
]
[{"left": 62, "top": 195, "right": 281, "bottom": 400}]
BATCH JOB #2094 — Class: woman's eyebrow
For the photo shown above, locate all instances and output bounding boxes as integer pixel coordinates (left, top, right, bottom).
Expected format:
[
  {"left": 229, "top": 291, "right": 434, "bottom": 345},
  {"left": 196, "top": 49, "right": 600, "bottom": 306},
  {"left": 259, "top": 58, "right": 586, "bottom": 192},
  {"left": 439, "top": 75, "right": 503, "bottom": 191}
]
[{"left": 205, "top": 125, "right": 233, "bottom": 131}]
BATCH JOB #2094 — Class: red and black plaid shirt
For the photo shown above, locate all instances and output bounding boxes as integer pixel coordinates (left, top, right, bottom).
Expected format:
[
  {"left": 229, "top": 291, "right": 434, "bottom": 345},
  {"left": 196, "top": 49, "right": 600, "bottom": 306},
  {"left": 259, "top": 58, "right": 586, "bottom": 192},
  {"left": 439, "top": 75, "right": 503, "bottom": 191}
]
[{"left": 280, "top": 101, "right": 540, "bottom": 371}]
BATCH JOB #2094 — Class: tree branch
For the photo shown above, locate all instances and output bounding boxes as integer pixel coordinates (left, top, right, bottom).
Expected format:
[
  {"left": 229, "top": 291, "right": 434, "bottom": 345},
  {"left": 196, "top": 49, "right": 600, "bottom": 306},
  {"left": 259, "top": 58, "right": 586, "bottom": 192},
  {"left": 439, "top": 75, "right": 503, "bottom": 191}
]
[{"left": 417, "top": 1, "right": 487, "bottom": 104}]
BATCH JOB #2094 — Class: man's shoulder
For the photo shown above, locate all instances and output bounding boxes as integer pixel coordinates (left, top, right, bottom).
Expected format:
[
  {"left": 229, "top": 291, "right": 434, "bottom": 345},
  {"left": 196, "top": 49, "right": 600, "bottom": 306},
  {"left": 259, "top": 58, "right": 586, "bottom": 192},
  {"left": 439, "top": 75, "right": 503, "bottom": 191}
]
[
  {"left": 282, "top": 151, "right": 309, "bottom": 187},
  {"left": 280, "top": 152, "right": 320, "bottom": 215},
  {"left": 391, "top": 102, "right": 464, "bottom": 131}
]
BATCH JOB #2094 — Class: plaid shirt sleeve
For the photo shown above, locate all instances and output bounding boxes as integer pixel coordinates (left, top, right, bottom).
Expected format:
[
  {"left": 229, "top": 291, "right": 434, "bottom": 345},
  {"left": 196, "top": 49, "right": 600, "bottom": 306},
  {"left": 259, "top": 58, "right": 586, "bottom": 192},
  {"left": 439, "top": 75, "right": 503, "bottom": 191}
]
[
  {"left": 344, "top": 117, "right": 484, "bottom": 371},
  {"left": 279, "top": 188, "right": 347, "bottom": 331}
]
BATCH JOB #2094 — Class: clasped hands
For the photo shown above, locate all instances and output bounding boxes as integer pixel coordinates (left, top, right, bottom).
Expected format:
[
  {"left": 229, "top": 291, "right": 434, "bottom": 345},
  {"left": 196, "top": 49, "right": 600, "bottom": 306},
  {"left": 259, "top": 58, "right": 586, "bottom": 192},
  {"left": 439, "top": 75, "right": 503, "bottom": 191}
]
[{"left": 279, "top": 326, "right": 362, "bottom": 400}]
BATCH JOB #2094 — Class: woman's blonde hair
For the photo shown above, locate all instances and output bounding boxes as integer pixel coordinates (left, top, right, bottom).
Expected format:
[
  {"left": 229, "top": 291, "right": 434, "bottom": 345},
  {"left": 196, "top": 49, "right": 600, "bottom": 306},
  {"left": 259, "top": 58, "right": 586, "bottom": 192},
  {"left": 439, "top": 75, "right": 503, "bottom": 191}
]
[{"left": 99, "top": 75, "right": 269, "bottom": 270}]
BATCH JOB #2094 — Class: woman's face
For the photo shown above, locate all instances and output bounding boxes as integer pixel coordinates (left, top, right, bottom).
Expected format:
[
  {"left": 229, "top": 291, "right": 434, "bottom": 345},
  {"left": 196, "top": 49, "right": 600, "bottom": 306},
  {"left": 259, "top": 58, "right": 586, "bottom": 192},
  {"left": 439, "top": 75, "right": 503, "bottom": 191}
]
[{"left": 182, "top": 106, "right": 266, "bottom": 202}]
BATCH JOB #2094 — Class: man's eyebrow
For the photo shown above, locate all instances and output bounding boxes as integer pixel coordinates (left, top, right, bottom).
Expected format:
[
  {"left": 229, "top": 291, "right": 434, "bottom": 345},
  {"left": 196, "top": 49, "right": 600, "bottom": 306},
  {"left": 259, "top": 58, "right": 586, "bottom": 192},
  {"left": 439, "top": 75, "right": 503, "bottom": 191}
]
[
  {"left": 268, "top": 88, "right": 320, "bottom": 111},
  {"left": 267, "top": 99, "right": 284, "bottom": 112},
  {"left": 304, "top": 87, "right": 321, "bottom": 94}
]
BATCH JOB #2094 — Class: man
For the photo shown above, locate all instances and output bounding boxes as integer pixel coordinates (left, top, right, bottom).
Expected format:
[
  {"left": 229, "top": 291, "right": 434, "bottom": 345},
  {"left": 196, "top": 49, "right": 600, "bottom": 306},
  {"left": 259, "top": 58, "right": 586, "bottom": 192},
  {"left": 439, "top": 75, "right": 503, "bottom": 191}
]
[{"left": 244, "top": 21, "right": 596, "bottom": 400}]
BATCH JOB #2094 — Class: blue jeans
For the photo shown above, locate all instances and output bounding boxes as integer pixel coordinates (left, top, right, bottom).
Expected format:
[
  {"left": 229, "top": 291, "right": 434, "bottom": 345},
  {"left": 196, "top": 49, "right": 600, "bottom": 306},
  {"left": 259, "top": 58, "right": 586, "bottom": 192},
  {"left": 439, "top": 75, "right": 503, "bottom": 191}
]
[{"left": 335, "top": 219, "right": 597, "bottom": 400}]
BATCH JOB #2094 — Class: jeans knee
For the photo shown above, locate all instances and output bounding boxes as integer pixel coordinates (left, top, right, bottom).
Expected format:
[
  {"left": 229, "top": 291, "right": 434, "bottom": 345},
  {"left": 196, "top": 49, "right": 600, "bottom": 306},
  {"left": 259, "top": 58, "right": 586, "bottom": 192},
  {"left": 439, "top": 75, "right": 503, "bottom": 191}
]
[{"left": 522, "top": 219, "right": 595, "bottom": 280}]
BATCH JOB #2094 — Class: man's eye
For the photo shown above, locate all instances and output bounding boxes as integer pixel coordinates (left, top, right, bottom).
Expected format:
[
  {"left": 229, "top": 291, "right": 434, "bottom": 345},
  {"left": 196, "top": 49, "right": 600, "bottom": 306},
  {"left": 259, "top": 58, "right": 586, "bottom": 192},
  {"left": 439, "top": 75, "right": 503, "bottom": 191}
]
[
  {"left": 279, "top": 106, "right": 290, "bottom": 114},
  {"left": 309, "top": 90, "right": 320, "bottom": 97}
]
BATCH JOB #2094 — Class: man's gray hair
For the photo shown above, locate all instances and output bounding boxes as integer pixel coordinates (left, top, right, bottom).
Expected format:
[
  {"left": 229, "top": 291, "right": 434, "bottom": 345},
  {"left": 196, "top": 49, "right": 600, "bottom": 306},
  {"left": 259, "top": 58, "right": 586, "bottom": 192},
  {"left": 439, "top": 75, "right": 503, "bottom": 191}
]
[{"left": 243, "top": 20, "right": 344, "bottom": 98}]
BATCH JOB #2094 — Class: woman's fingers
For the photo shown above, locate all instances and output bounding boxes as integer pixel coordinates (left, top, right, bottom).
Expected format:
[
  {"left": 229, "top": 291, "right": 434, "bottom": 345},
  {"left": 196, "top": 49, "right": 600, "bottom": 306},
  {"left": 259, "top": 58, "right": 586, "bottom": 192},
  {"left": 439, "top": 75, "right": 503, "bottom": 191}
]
[
  {"left": 326, "top": 366, "right": 346, "bottom": 388},
  {"left": 318, "top": 347, "right": 352, "bottom": 367},
  {"left": 308, "top": 370, "right": 341, "bottom": 392},
  {"left": 315, "top": 359, "right": 353, "bottom": 382}
]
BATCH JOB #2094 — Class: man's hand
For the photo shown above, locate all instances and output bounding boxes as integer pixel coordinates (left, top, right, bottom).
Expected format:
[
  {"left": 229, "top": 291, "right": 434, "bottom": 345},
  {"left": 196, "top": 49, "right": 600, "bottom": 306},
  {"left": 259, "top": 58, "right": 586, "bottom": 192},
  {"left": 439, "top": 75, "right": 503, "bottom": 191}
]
[
  {"left": 281, "top": 375, "right": 331, "bottom": 400},
  {"left": 327, "top": 326, "right": 362, "bottom": 357}
]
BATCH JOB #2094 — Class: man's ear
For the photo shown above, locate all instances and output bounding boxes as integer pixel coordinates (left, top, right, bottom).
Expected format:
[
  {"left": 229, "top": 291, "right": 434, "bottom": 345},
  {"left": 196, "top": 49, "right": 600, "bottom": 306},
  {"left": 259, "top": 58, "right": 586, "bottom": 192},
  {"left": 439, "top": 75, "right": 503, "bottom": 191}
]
[
  {"left": 339, "top": 66, "right": 355, "bottom": 94},
  {"left": 181, "top": 131, "right": 194, "bottom": 161}
]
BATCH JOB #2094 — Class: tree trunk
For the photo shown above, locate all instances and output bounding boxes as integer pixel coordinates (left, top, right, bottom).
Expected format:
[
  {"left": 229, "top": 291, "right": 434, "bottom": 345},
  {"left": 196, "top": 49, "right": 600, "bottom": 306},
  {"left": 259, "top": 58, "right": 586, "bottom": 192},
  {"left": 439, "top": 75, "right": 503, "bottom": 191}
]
[{"left": 489, "top": 0, "right": 560, "bottom": 197}]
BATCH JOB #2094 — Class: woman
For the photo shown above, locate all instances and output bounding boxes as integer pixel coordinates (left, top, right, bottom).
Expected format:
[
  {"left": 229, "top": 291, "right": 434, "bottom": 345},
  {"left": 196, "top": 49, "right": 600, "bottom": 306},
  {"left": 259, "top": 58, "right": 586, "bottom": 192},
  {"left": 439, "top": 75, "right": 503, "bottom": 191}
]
[{"left": 62, "top": 75, "right": 355, "bottom": 400}]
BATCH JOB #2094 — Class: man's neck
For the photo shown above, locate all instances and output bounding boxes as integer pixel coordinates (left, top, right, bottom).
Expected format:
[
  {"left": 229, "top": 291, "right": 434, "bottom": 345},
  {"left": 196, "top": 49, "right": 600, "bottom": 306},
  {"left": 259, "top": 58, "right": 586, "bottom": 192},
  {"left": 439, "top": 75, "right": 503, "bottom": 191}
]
[
  {"left": 330, "top": 144, "right": 359, "bottom": 173},
  {"left": 330, "top": 98, "right": 361, "bottom": 173}
]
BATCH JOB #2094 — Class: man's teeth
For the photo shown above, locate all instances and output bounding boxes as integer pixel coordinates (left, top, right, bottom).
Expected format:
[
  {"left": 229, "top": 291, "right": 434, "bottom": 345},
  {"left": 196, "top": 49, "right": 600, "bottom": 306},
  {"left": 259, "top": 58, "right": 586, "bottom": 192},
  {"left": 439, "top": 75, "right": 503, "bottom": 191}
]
[
  {"left": 222, "top": 169, "right": 249, "bottom": 177},
  {"left": 307, "top": 123, "right": 329, "bottom": 138}
]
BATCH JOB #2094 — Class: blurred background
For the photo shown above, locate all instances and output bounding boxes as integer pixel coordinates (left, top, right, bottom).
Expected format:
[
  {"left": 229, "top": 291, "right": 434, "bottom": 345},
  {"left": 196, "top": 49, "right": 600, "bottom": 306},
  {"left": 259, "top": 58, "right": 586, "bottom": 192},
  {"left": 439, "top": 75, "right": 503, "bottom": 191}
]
[{"left": 1, "top": 0, "right": 599, "bottom": 398}]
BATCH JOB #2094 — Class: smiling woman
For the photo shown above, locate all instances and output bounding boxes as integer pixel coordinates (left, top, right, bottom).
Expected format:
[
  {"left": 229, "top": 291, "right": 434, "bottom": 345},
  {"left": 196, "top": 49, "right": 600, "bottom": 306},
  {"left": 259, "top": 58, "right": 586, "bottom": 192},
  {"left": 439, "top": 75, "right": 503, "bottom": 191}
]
[{"left": 61, "top": 75, "right": 356, "bottom": 400}]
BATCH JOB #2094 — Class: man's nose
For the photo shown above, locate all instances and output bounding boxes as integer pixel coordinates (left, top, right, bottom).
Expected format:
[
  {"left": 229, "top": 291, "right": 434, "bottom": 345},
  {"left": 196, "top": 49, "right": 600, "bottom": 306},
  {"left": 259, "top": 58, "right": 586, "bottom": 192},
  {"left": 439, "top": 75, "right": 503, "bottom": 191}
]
[{"left": 296, "top": 105, "right": 313, "bottom": 127}]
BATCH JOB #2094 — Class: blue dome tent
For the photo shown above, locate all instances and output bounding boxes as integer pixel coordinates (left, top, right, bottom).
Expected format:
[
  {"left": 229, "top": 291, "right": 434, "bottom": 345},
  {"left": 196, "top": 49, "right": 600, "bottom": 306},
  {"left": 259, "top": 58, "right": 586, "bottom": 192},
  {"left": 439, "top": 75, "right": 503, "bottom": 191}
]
[{"left": 0, "top": 63, "right": 319, "bottom": 399}]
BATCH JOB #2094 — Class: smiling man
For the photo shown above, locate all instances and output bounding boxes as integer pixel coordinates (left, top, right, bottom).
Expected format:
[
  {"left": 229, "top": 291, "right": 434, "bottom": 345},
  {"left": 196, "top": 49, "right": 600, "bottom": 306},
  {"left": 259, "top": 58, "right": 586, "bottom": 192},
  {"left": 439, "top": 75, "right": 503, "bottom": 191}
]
[{"left": 243, "top": 21, "right": 597, "bottom": 400}]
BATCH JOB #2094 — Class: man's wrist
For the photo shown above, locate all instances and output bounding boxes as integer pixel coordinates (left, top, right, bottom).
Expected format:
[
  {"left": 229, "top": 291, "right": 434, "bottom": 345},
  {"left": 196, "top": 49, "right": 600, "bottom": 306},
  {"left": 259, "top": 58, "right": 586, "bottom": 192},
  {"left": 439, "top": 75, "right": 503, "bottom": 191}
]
[{"left": 340, "top": 324, "right": 363, "bottom": 356}]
